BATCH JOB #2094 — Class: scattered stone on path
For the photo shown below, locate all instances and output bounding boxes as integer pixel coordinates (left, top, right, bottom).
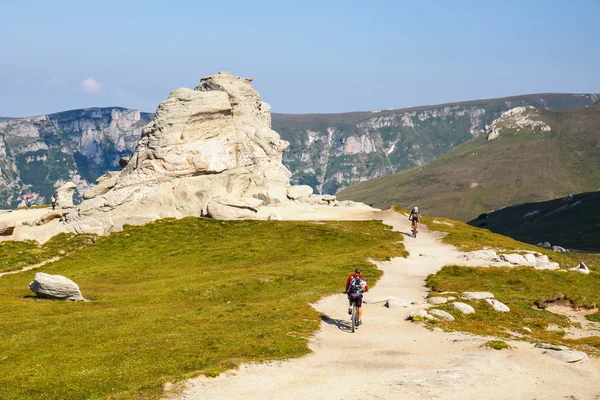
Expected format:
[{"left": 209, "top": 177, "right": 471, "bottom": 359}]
[
  {"left": 0, "top": 220, "right": 16, "bottom": 236},
  {"left": 29, "top": 272, "right": 85, "bottom": 301},
  {"left": 486, "top": 299, "right": 510, "bottom": 312},
  {"left": 447, "top": 296, "right": 456, "bottom": 301},
  {"left": 535, "top": 343, "right": 588, "bottom": 363},
  {"left": 409, "top": 309, "right": 428, "bottom": 320},
  {"left": 385, "top": 298, "right": 410, "bottom": 308},
  {"left": 463, "top": 291, "right": 494, "bottom": 300},
  {"left": 523, "top": 327, "right": 533, "bottom": 333},
  {"left": 546, "top": 350, "right": 588, "bottom": 363},
  {"left": 427, "top": 296, "right": 447, "bottom": 305},
  {"left": 569, "top": 262, "right": 590, "bottom": 275},
  {"left": 429, "top": 309, "right": 455, "bottom": 321},
  {"left": 500, "top": 254, "right": 528, "bottom": 265},
  {"left": 424, "top": 314, "right": 435, "bottom": 321},
  {"left": 452, "top": 302, "right": 475, "bottom": 315}
]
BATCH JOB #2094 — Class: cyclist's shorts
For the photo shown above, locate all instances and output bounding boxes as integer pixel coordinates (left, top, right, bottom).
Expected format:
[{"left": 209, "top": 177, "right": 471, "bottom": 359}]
[
  {"left": 412, "top": 217, "right": 419, "bottom": 223},
  {"left": 348, "top": 292, "right": 363, "bottom": 307}
]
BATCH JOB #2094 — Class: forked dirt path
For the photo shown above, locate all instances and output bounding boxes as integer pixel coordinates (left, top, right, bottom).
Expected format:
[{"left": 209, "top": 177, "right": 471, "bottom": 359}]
[{"left": 180, "top": 210, "right": 600, "bottom": 400}]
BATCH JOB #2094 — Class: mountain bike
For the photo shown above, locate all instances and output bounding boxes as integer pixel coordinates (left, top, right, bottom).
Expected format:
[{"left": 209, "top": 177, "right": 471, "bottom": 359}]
[{"left": 411, "top": 222, "right": 418, "bottom": 238}]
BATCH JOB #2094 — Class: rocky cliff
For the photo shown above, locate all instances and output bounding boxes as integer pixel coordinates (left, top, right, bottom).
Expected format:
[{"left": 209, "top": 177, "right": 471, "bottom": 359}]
[
  {"left": 0, "top": 108, "right": 152, "bottom": 207},
  {"left": 338, "top": 102, "right": 600, "bottom": 221},
  {"left": 273, "top": 93, "right": 599, "bottom": 194},
  {"left": 1, "top": 93, "right": 597, "bottom": 208}
]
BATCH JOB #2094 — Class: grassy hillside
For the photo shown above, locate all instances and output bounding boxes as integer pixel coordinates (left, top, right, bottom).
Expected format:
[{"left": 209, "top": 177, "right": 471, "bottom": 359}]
[
  {"left": 0, "top": 218, "right": 404, "bottom": 399},
  {"left": 273, "top": 93, "right": 599, "bottom": 194},
  {"left": 338, "top": 104, "right": 600, "bottom": 221},
  {"left": 469, "top": 191, "right": 600, "bottom": 252}
]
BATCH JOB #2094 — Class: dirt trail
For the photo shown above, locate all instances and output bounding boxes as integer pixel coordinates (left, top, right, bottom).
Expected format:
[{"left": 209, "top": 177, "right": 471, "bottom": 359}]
[{"left": 180, "top": 210, "right": 600, "bottom": 400}]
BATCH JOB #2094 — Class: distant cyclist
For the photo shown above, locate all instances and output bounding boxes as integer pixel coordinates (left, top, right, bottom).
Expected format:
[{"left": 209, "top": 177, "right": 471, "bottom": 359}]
[
  {"left": 409, "top": 206, "right": 421, "bottom": 236},
  {"left": 344, "top": 268, "right": 368, "bottom": 325}
]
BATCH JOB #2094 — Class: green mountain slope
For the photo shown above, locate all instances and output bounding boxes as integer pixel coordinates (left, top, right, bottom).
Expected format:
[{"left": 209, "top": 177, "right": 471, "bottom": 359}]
[
  {"left": 468, "top": 191, "right": 600, "bottom": 252},
  {"left": 337, "top": 104, "right": 600, "bottom": 221},
  {"left": 273, "top": 93, "right": 599, "bottom": 193}
]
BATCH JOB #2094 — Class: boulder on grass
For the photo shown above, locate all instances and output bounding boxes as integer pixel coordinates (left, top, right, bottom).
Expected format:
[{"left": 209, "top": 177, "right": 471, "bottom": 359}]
[
  {"left": 29, "top": 272, "right": 85, "bottom": 301},
  {"left": 286, "top": 185, "right": 313, "bottom": 200},
  {"left": 570, "top": 262, "right": 590, "bottom": 275},
  {"left": 429, "top": 309, "right": 455, "bottom": 321}
]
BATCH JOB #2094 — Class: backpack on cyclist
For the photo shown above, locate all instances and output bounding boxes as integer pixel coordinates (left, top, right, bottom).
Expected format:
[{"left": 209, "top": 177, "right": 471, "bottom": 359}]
[{"left": 348, "top": 275, "right": 364, "bottom": 294}]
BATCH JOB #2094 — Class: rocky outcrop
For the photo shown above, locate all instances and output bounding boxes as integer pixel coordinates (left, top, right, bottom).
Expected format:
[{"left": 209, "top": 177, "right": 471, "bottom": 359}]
[
  {"left": 29, "top": 272, "right": 85, "bottom": 301},
  {"left": 486, "top": 106, "right": 551, "bottom": 140},
  {"left": 60, "top": 72, "right": 369, "bottom": 235},
  {"left": 0, "top": 220, "right": 16, "bottom": 235}
]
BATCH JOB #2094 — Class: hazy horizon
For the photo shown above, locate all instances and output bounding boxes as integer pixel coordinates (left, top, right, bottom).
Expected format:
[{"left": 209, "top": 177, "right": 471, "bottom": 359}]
[{"left": 2, "top": 0, "right": 599, "bottom": 117}]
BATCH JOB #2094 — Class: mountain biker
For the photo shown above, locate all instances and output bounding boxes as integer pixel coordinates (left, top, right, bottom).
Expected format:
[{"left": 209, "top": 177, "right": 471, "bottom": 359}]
[
  {"left": 409, "top": 206, "right": 420, "bottom": 233},
  {"left": 344, "top": 268, "right": 368, "bottom": 326}
]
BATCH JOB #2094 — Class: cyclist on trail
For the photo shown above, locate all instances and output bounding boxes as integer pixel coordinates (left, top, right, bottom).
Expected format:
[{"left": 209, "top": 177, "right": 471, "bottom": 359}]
[
  {"left": 409, "top": 206, "right": 420, "bottom": 233},
  {"left": 344, "top": 268, "right": 368, "bottom": 326}
]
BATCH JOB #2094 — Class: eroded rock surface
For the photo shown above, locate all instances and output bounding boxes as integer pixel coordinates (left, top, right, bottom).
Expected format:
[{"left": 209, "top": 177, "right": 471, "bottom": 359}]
[{"left": 58, "top": 72, "right": 372, "bottom": 236}]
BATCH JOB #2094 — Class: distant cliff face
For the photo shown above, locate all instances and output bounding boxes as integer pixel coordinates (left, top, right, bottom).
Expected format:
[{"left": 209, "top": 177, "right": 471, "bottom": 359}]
[
  {"left": 0, "top": 108, "right": 152, "bottom": 207},
  {"left": 0, "top": 93, "right": 597, "bottom": 208},
  {"left": 273, "top": 93, "right": 599, "bottom": 194}
]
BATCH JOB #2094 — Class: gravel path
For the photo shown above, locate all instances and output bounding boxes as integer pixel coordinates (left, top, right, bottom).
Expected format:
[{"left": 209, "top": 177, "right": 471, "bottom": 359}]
[{"left": 181, "top": 211, "right": 600, "bottom": 399}]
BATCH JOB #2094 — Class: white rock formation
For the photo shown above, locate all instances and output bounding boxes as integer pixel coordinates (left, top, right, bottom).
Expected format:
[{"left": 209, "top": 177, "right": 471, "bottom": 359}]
[
  {"left": 486, "top": 106, "right": 551, "bottom": 140},
  {"left": 29, "top": 272, "right": 84, "bottom": 301},
  {"left": 58, "top": 72, "right": 371, "bottom": 235}
]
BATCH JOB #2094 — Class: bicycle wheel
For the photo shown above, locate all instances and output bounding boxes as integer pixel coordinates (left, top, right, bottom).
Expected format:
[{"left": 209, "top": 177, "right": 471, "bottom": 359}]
[{"left": 351, "top": 304, "right": 358, "bottom": 332}]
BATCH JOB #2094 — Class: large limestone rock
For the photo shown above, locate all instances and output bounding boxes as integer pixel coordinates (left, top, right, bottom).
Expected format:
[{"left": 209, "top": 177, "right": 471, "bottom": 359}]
[
  {"left": 58, "top": 72, "right": 371, "bottom": 235},
  {"left": 29, "top": 272, "right": 85, "bottom": 301}
]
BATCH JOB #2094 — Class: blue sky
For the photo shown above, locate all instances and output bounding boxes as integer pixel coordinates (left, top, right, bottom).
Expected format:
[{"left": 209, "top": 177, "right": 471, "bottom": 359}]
[{"left": 1, "top": 0, "right": 599, "bottom": 117}]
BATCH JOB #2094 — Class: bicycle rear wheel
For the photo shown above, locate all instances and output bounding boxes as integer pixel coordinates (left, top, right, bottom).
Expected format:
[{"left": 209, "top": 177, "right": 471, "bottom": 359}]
[{"left": 351, "top": 304, "right": 358, "bottom": 332}]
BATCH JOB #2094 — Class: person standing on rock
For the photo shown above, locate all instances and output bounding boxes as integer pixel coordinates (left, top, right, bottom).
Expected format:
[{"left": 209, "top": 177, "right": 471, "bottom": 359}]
[
  {"left": 51, "top": 194, "right": 57, "bottom": 211},
  {"left": 344, "top": 268, "right": 368, "bottom": 326},
  {"left": 25, "top": 195, "right": 32, "bottom": 210}
]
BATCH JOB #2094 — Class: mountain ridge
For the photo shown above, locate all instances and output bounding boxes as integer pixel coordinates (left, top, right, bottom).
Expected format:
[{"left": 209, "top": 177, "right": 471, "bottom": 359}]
[
  {"left": 337, "top": 103, "right": 600, "bottom": 221},
  {"left": 1, "top": 92, "right": 598, "bottom": 208}
]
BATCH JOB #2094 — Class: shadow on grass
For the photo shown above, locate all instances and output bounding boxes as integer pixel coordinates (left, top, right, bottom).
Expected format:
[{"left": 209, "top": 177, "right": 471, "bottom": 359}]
[{"left": 320, "top": 314, "right": 353, "bottom": 333}]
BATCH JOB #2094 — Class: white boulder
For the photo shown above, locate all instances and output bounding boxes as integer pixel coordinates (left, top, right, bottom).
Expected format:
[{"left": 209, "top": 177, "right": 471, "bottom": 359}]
[
  {"left": 463, "top": 292, "right": 494, "bottom": 300},
  {"left": 29, "top": 272, "right": 84, "bottom": 301},
  {"left": 286, "top": 185, "right": 313, "bottom": 200},
  {"left": 500, "top": 254, "right": 528, "bottom": 265},
  {"left": 486, "top": 299, "right": 510, "bottom": 312},
  {"left": 452, "top": 302, "right": 475, "bottom": 315},
  {"left": 570, "top": 262, "right": 590, "bottom": 275},
  {"left": 427, "top": 296, "right": 448, "bottom": 305},
  {"left": 429, "top": 309, "right": 455, "bottom": 321}
]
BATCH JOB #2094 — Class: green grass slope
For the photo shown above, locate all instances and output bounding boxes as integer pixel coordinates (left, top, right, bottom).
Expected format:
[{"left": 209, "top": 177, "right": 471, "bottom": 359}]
[
  {"left": 338, "top": 104, "right": 600, "bottom": 221},
  {"left": 0, "top": 218, "right": 404, "bottom": 400},
  {"left": 469, "top": 191, "right": 600, "bottom": 252}
]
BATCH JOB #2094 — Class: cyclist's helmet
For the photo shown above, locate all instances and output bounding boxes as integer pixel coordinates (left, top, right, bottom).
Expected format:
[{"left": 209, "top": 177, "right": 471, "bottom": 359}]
[
  {"left": 413, "top": 206, "right": 419, "bottom": 213},
  {"left": 355, "top": 268, "right": 361, "bottom": 274}
]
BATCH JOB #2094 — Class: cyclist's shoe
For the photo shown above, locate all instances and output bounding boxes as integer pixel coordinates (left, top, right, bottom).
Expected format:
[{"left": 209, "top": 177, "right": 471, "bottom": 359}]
[
  {"left": 358, "top": 320, "right": 362, "bottom": 326},
  {"left": 348, "top": 308, "right": 352, "bottom": 315}
]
